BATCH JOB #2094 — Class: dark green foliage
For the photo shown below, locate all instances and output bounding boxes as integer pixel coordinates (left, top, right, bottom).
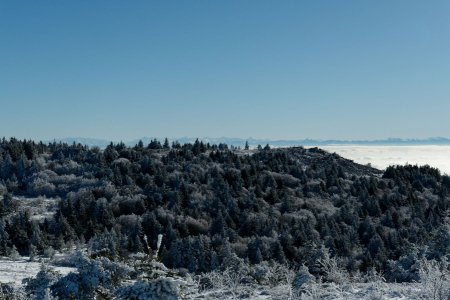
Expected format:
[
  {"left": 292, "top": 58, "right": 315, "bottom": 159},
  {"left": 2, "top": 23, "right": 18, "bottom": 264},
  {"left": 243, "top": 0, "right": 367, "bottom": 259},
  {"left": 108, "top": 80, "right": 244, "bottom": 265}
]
[{"left": 0, "top": 138, "right": 449, "bottom": 281}]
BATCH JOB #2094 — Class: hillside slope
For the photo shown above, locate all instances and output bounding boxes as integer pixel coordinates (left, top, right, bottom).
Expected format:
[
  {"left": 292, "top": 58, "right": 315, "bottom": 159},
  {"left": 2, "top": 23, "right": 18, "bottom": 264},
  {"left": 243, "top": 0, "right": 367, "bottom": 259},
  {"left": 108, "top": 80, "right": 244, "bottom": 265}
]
[{"left": 0, "top": 138, "right": 449, "bottom": 283}]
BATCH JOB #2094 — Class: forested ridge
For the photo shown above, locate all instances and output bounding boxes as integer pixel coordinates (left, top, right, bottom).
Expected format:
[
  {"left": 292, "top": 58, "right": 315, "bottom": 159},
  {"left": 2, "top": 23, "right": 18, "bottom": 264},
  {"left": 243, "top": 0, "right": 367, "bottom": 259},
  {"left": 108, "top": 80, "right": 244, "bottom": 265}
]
[{"left": 1, "top": 137, "right": 450, "bottom": 282}]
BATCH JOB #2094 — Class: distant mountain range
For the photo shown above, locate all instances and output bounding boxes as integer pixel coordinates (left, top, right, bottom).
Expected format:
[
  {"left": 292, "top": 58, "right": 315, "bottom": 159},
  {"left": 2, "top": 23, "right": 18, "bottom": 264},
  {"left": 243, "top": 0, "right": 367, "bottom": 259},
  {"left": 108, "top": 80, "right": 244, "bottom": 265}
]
[{"left": 49, "top": 136, "right": 450, "bottom": 148}]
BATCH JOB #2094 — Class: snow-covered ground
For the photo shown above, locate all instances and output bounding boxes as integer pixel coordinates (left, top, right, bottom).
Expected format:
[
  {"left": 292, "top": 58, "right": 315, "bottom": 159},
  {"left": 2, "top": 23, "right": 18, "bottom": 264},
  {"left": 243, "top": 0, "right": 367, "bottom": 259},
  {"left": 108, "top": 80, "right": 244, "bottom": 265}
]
[
  {"left": 0, "top": 254, "right": 439, "bottom": 299},
  {"left": 320, "top": 145, "right": 450, "bottom": 175},
  {"left": 187, "top": 281, "right": 425, "bottom": 299},
  {"left": 0, "top": 257, "right": 75, "bottom": 287}
]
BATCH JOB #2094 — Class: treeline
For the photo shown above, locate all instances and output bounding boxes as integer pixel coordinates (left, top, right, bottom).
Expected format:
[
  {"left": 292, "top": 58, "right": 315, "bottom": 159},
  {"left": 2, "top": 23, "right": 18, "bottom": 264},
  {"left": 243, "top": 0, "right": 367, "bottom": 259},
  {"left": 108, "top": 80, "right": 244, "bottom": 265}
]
[{"left": 0, "top": 137, "right": 450, "bottom": 281}]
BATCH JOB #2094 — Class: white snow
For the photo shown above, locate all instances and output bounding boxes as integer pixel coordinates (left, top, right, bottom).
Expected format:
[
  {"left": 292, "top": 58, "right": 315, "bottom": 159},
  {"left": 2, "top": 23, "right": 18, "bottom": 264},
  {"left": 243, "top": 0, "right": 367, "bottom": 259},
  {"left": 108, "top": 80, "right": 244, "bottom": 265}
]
[{"left": 0, "top": 257, "right": 75, "bottom": 287}]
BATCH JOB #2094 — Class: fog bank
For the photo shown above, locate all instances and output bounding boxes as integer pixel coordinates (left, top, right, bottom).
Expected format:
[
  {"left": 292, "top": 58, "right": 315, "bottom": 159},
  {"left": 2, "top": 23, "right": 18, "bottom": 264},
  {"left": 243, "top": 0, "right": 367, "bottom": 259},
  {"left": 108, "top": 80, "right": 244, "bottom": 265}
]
[{"left": 320, "top": 145, "right": 450, "bottom": 175}]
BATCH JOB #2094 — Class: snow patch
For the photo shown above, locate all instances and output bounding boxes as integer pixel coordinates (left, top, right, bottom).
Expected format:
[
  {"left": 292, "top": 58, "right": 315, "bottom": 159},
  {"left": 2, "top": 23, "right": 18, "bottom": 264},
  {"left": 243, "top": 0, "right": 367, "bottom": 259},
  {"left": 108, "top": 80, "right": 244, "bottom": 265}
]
[{"left": 0, "top": 257, "right": 75, "bottom": 287}]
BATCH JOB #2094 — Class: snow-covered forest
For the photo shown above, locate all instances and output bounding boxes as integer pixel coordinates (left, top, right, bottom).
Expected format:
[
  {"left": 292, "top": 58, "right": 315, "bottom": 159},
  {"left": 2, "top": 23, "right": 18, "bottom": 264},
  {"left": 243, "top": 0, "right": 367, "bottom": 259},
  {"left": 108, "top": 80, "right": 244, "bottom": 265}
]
[{"left": 1, "top": 137, "right": 450, "bottom": 299}]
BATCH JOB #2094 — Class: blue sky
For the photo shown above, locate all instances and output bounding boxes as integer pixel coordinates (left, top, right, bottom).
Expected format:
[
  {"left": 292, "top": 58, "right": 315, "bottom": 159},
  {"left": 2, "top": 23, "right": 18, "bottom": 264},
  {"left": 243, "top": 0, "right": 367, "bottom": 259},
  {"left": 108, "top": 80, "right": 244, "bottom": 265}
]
[{"left": 1, "top": 1, "right": 450, "bottom": 141}]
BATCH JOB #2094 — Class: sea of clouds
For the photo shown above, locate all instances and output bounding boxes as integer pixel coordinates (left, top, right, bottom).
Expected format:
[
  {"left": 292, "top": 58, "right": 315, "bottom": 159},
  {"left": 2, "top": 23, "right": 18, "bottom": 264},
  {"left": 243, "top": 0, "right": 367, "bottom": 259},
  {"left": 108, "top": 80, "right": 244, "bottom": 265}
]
[{"left": 320, "top": 145, "right": 450, "bottom": 175}]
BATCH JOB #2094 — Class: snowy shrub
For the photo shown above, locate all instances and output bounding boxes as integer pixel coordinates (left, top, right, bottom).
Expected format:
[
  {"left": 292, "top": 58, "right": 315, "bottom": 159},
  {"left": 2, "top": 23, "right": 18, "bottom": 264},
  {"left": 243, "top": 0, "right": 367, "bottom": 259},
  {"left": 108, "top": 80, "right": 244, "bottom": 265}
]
[
  {"left": 252, "top": 263, "right": 271, "bottom": 284},
  {"left": 313, "top": 245, "right": 350, "bottom": 284},
  {"left": 116, "top": 277, "right": 184, "bottom": 300},
  {"left": 220, "top": 247, "right": 247, "bottom": 274},
  {"left": 292, "top": 265, "right": 315, "bottom": 294},
  {"left": 23, "top": 264, "right": 61, "bottom": 300},
  {"left": 386, "top": 253, "right": 420, "bottom": 282},
  {"left": 52, "top": 253, "right": 132, "bottom": 299},
  {"left": 260, "top": 262, "right": 296, "bottom": 288},
  {"left": 136, "top": 260, "right": 171, "bottom": 280},
  {"left": 197, "top": 275, "right": 213, "bottom": 291},
  {"left": 298, "top": 281, "right": 334, "bottom": 300},
  {"left": 265, "top": 263, "right": 296, "bottom": 298},
  {"left": 364, "top": 267, "right": 387, "bottom": 300},
  {"left": 51, "top": 272, "right": 82, "bottom": 299},
  {"left": 418, "top": 258, "right": 450, "bottom": 300},
  {"left": 199, "top": 266, "right": 248, "bottom": 298}
]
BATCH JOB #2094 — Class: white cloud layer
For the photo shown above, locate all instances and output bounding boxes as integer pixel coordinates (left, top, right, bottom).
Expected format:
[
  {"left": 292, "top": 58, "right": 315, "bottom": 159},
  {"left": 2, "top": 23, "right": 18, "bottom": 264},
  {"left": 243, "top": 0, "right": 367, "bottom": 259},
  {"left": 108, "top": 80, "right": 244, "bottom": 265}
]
[{"left": 320, "top": 145, "right": 450, "bottom": 175}]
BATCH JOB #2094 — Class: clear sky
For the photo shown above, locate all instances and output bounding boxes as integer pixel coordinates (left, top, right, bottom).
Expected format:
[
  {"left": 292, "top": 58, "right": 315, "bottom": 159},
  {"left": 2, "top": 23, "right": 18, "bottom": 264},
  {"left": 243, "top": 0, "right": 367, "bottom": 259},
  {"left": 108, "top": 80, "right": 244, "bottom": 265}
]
[{"left": 1, "top": 1, "right": 450, "bottom": 141}]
